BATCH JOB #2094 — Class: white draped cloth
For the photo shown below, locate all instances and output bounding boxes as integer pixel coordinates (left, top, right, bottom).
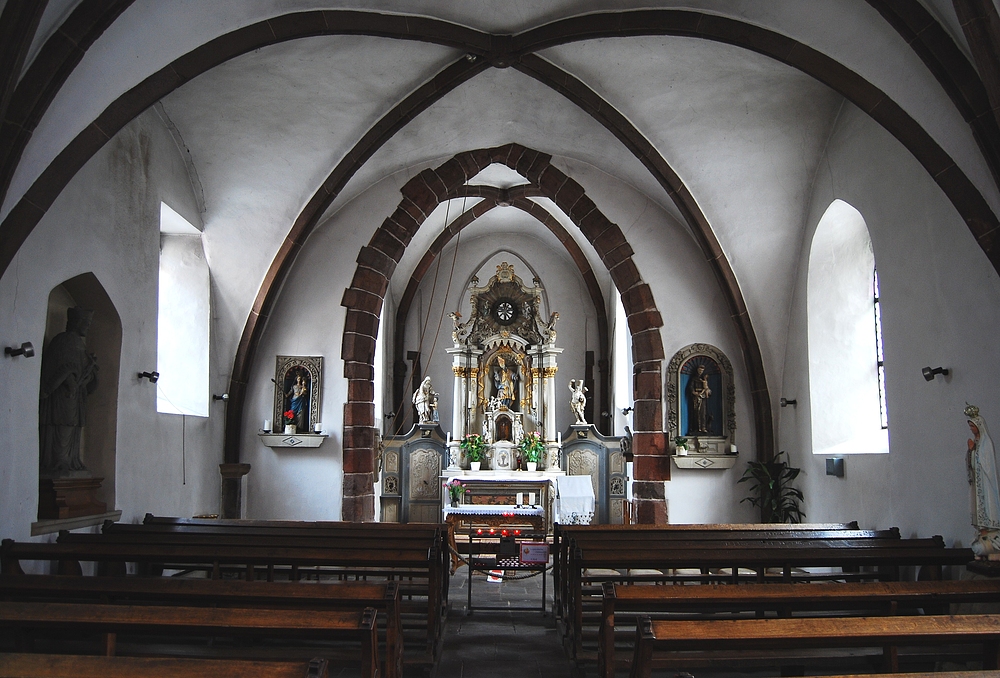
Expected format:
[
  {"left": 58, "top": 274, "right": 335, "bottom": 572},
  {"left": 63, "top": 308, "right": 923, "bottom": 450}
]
[
  {"left": 555, "top": 475, "right": 595, "bottom": 525},
  {"left": 969, "top": 414, "right": 1000, "bottom": 531}
]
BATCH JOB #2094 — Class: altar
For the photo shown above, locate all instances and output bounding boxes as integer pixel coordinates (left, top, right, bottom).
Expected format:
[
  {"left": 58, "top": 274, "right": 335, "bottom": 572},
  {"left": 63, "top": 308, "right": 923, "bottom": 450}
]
[{"left": 379, "top": 262, "right": 628, "bottom": 526}]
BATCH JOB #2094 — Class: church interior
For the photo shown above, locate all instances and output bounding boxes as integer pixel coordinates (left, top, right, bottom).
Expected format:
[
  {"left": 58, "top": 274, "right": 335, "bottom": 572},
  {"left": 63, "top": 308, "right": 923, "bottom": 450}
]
[{"left": 6, "top": 1, "right": 1000, "bottom": 676}]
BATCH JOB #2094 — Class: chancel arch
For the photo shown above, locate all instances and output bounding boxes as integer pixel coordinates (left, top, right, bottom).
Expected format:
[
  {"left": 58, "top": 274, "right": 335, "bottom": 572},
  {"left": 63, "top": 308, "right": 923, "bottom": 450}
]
[{"left": 340, "top": 145, "right": 669, "bottom": 522}]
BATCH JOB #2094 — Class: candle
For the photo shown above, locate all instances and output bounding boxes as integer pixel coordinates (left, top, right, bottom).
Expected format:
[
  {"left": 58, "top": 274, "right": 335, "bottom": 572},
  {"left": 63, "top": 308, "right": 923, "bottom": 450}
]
[
  {"left": 517, "top": 492, "right": 523, "bottom": 506},
  {"left": 314, "top": 422, "right": 323, "bottom": 433},
  {"left": 730, "top": 444, "right": 738, "bottom": 454},
  {"left": 263, "top": 419, "right": 271, "bottom": 432},
  {"left": 557, "top": 432, "right": 562, "bottom": 444},
  {"left": 447, "top": 432, "right": 451, "bottom": 444},
  {"left": 528, "top": 492, "right": 536, "bottom": 506}
]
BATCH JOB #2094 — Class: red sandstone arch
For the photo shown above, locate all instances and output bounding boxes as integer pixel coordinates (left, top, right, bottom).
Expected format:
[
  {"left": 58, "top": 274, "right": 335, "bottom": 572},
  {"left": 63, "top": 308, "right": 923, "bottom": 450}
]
[{"left": 340, "top": 145, "right": 667, "bottom": 522}]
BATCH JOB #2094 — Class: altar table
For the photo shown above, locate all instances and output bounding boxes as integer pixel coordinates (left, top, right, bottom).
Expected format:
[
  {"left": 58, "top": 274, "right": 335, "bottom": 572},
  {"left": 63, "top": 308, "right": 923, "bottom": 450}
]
[{"left": 442, "top": 505, "right": 546, "bottom": 573}]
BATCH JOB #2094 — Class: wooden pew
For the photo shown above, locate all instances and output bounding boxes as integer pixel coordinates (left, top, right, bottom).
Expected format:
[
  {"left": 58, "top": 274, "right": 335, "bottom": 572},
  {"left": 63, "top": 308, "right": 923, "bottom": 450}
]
[
  {"left": 0, "top": 602, "right": 379, "bottom": 678},
  {"left": 600, "top": 579, "right": 1000, "bottom": 677},
  {"left": 0, "top": 575, "right": 402, "bottom": 678},
  {"left": 563, "top": 538, "right": 973, "bottom": 659},
  {"left": 108, "top": 518, "right": 450, "bottom": 620},
  {"left": 0, "top": 538, "right": 441, "bottom": 671},
  {"left": 552, "top": 522, "right": 869, "bottom": 618},
  {"left": 628, "top": 614, "right": 1000, "bottom": 677},
  {"left": 0, "top": 653, "right": 330, "bottom": 678}
]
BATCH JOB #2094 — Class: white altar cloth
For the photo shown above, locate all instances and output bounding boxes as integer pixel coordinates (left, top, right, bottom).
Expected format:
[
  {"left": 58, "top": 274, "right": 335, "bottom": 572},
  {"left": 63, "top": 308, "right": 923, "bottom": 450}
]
[
  {"left": 554, "top": 475, "right": 595, "bottom": 525},
  {"left": 443, "top": 505, "right": 545, "bottom": 518}
]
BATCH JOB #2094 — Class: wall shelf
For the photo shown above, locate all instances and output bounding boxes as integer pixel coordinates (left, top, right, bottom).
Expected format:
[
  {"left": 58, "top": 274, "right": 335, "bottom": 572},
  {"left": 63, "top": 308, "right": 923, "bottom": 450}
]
[
  {"left": 258, "top": 433, "right": 328, "bottom": 448},
  {"left": 671, "top": 454, "right": 738, "bottom": 470}
]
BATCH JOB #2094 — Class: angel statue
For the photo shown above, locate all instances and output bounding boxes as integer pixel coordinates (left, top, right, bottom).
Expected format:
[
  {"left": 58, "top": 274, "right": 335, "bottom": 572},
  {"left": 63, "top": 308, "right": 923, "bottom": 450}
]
[
  {"left": 965, "top": 404, "right": 1000, "bottom": 557},
  {"left": 534, "top": 306, "right": 559, "bottom": 345},
  {"left": 569, "top": 379, "right": 588, "bottom": 425},
  {"left": 448, "top": 311, "right": 471, "bottom": 345}
]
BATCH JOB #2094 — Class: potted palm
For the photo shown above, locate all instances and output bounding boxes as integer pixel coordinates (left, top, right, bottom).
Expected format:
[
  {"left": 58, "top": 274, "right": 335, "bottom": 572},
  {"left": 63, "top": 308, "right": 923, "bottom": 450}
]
[
  {"left": 737, "top": 451, "right": 805, "bottom": 523},
  {"left": 460, "top": 433, "right": 486, "bottom": 471},
  {"left": 518, "top": 431, "right": 545, "bottom": 472}
]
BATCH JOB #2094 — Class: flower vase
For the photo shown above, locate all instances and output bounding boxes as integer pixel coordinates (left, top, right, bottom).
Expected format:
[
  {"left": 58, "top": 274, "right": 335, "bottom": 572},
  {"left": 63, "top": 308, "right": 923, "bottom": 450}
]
[
  {"left": 284, "top": 424, "right": 296, "bottom": 434},
  {"left": 470, "top": 461, "right": 481, "bottom": 472},
  {"left": 450, "top": 496, "right": 459, "bottom": 508},
  {"left": 526, "top": 461, "right": 537, "bottom": 472}
]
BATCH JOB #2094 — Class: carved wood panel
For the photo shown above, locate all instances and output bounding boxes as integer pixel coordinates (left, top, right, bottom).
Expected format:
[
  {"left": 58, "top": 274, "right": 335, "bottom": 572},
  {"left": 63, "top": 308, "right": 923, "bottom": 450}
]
[{"left": 408, "top": 447, "right": 441, "bottom": 501}]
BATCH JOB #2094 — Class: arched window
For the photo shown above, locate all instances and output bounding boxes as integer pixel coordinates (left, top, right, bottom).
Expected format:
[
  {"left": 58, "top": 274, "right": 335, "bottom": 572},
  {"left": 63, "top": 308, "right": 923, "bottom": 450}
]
[{"left": 807, "top": 200, "right": 889, "bottom": 455}]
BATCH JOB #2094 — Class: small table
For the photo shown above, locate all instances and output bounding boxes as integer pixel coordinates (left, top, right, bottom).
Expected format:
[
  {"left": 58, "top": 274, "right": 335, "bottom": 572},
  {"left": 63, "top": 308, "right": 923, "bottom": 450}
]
[
  {"left": 467, "top": 554, "right": 547, "bottom": 614},
  {"left": 443, "top": 505, "right": 546, "bottom": 573}
]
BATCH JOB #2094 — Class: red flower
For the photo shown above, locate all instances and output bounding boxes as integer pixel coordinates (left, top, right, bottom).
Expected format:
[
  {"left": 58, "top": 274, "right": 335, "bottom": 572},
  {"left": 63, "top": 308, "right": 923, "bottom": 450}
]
[{"left": 283, "top": 409, "right": 296, "bottom": 422}]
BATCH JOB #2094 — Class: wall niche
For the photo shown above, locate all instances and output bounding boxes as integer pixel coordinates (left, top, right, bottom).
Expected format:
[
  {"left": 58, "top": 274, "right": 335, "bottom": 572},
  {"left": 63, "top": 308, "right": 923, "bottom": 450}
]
[{"left": 35, "top": 273, "right": 122, "bottom": 532}]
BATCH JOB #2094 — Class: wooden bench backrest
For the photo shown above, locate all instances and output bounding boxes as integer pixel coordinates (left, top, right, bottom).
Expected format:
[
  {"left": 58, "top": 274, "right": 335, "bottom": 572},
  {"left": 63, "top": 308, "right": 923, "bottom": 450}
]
[{"left": 0, "top": 654, "right": 330, "bottom": 678}]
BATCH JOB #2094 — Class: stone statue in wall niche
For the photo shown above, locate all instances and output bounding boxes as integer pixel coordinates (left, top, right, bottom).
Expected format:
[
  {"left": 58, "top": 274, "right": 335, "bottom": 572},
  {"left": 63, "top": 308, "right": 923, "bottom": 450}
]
[
  {"left": 965, "top": 404, "right": 1000, "bottom": 557},
  {"left": 39, "top": 307, "right": 99, "bottom": 478}
]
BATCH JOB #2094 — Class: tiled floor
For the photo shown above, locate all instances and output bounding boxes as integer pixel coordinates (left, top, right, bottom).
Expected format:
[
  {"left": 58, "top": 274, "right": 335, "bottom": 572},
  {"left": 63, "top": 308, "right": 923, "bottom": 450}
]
[{"left": 434, "top": 562, "right": 579, "bottom": 678}]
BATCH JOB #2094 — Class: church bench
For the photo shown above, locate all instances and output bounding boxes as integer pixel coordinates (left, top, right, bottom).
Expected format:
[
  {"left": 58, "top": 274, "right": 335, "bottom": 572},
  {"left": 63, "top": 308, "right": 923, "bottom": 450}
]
[
  {"left": 0, "top": 575, "right": 402, "bottom": 678},
  {"left": 110, "top": 518, "right": 450, "bottom": 608},
  {"left": 554, "top": 528, "right": 905, "bottom": 627},
  {"left": 562, "top": 540, "right": 973, "bottom": 659},
  {"left": 552, "top": 522, "right": 869, "bottom": 618},
  {"left": 0, "top": 602, "right": 378, "bottom": 678},
  {"left": 0, "top": 653, "right": 331, "bottom": 678},
  {"left": 599, "top": 579, "right": 1000, "bottom": 678},
  {"left": 628, "top": 613, "right": 1000, "bottom": 678},
  {"left": 0, "top": 538, "right": 442, "bottom": 669}
]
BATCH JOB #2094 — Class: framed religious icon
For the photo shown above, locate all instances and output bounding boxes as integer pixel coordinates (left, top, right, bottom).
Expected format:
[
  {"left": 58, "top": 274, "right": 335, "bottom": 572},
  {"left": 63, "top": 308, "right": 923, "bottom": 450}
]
[
  {"left": 666, "top": 343, "right": 736, "bottom": 463},
  {"left": 273, "top": 356, "right": 323, "bottom": 434}
]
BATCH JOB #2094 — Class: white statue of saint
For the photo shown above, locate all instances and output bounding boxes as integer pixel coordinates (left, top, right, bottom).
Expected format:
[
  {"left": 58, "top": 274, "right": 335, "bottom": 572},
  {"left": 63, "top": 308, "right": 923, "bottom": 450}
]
[
  {"left": 412, "top": 376, "right": 438, "bottom": 425},
  {"left": 569, "top": 379, "right": 588, "bottom": 425},
  {"left": 966, "top": 404, "right": 1000, "bottom": 557}
]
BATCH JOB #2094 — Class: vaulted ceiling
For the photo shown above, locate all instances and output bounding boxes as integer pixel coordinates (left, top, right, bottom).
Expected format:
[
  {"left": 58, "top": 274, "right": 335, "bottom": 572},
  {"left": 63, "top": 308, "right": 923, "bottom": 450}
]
[{"left": 3, "top": 0, "right": 999, "bottom": 467}]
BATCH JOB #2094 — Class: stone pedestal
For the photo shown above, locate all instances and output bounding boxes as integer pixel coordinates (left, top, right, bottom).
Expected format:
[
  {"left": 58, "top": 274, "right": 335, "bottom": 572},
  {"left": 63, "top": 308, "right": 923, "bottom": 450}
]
[
  {"left": 219, "top": 463, "right": 251, "bottom": 519},
  {"left": 37, "top": 476, "right": 107, "bottom": 519}
]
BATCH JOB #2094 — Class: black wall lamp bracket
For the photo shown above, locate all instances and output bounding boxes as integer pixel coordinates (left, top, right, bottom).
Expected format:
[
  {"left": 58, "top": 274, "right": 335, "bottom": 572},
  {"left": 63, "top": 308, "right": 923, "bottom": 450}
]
[{"left": 4, "top": 342, "right": 34, "bottom": 358}]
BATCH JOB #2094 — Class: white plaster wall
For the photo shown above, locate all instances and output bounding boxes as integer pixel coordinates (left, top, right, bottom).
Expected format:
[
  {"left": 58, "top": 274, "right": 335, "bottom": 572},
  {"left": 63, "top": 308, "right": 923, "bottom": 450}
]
[
  {"left": 781, "top": 102, "right": 1000, "bottom": 545},
  {"left": 551, "top": 158, "right": 758, "bottom": 524},
  {"left": 240, "top": 167, "right": 415, "bottom": 519},
  {"left": 0, "top": 109, "right": 220, "bottom": 542}
]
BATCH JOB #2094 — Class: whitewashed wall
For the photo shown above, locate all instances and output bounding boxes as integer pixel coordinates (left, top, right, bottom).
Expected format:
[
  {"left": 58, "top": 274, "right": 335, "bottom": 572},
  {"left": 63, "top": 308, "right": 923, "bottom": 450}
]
[
  {"left": 0, "top": 110, "right": 220, "bottom": 542},
  {"left": 782, "top": 102, "right": 1000, "bottom": 545}
]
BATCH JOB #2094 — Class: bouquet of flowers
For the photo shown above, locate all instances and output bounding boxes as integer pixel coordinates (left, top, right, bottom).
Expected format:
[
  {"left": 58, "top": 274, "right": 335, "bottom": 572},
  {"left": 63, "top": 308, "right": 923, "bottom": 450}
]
[
  {"left": 518, "top": 431, "right": 545, "bottom": 463},
  {"left": 443, "top": 478, "right": 469, "bottom": 503},
  {"left": 283, "top": 409, "right": 297, "bottom": 428},
  {"left": 460, "top": 433, "right": 485, "bottom": 462}
]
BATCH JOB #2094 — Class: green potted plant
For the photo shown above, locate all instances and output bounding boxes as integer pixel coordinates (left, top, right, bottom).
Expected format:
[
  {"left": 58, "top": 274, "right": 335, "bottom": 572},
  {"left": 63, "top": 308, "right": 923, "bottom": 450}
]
[
  {"left": 460, "top": 433, "right": 486, "bottom": 471},
  {"left": 737, "top": 450, "right": 805, "bottom": 523},
  {"left": 674, "top": 435, "right": 689, "bottom": 456},
  {"left": 518, "top": 431, "right": 545, "bottom": 472}
]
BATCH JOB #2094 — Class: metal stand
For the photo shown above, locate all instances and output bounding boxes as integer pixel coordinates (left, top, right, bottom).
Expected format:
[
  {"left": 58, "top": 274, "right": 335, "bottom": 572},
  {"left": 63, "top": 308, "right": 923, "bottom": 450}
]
[{"left": 466, "top": 555, "right": 546, "bottom": 614}]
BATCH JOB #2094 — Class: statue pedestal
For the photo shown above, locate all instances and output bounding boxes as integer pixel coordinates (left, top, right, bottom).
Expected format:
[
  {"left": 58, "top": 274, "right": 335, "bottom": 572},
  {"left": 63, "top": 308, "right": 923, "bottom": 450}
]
[{"left": 37, "top": 476, "right": 107, "bottom": 519}]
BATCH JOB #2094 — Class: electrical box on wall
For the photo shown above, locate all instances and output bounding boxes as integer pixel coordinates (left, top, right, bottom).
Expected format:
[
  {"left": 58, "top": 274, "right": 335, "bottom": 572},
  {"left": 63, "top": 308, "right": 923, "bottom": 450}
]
[{"left": 826, "top": 457, "right": 845, "bottom": 477}]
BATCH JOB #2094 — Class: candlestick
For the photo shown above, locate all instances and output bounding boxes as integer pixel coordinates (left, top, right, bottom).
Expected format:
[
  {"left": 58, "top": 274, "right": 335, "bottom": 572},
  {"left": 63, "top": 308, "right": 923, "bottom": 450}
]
[
  {"left": 528, "top": 492, "right": 536, "bottom": 506},
  {"left": 263, "top": 419, "right": 271, "bottom": 432},
  {"left": 516, "top": 492, "right": 523, "bottom": 506},
  {"left": 314, "top": 422, "right": 323, "bottom": 433}
]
